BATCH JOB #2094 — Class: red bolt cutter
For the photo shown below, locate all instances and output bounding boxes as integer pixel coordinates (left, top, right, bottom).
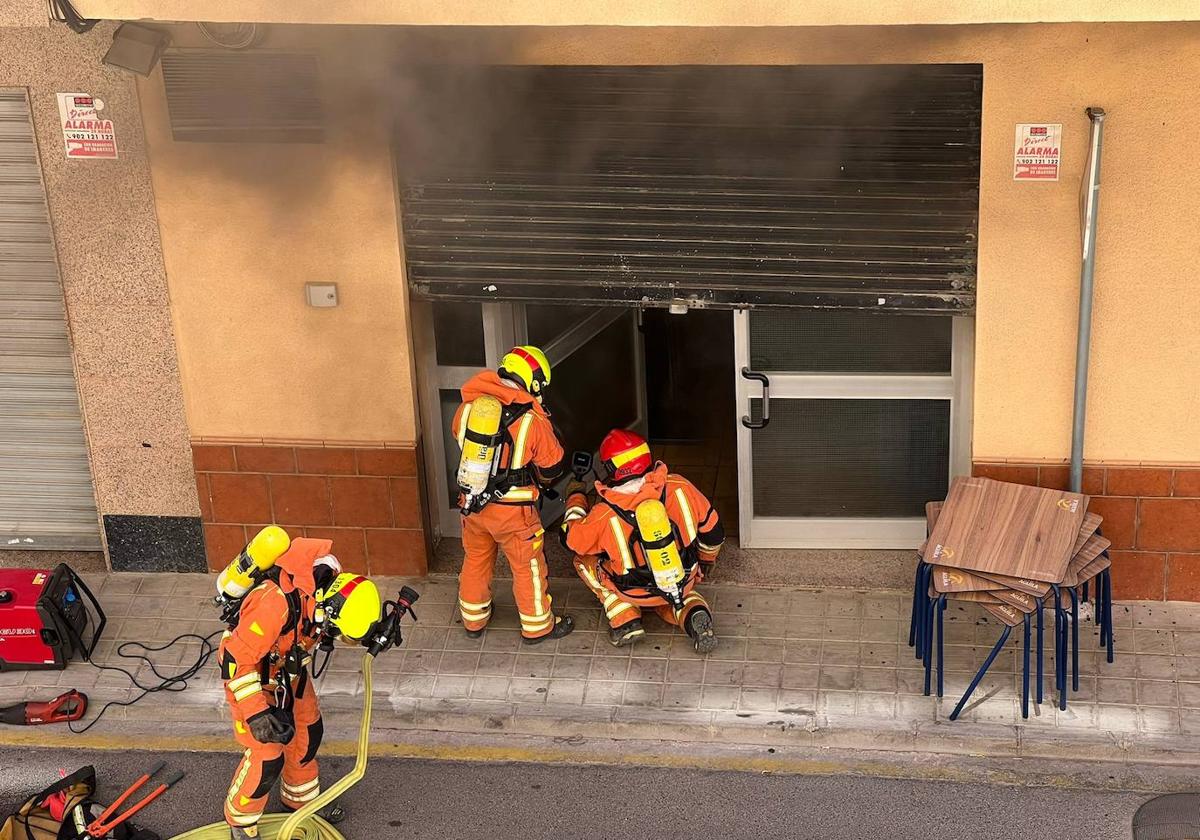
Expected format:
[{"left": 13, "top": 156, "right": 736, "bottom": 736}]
[
  {"left": 87, "top": 762, "right": 184, "bottom": 838},
  {"left": 0, "top": 690, "right": 88, "bottom": 725}
]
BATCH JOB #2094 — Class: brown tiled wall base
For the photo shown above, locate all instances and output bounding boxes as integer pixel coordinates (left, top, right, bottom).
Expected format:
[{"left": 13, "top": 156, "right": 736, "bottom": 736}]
[
  {"left": 193, "top": 444, "right": 428, "bottom": 576},
  {"left": 973, "top": 462, "right": 1200, "bottom": 602}
]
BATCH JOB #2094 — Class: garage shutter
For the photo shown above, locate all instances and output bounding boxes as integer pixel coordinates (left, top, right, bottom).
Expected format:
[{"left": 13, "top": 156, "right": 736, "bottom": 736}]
[
  {"left": 0, "top": 90, "right": 101, "bottom": 550},
  {"left": 397, "top": 65, "right": 981, "bottom": 313}
]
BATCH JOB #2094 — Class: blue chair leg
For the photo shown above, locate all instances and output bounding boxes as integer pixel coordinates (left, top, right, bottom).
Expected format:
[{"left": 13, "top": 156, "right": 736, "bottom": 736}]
[
  {"left": 1067, "top": 587, "right": 1080, "bottom": 691},
  {"left": 1022, "top": 613, "right": 1031, "bottom": 719},
  {"left": 1036, "top": 602, "right": 1044, "bottom": 704},
  {"left": 1050, "top": 584, "right": 1064, "bottom": 697},
  {"left": 937, "top": 595, "right": 946, "bottom": 699},
  {"left": 914, "top": 563, "right": 931, "bottom": 660},
  {"left": 908, "top": 560, "right": 925, "bottom": 648},
  {"left": 1103, "top": 567, "right": 1115, "bottom": 664},
  {"left": 924, "top": 592, "right": 939, "bottom": 695},
  {"left": 1058, "top": 602, "right": 1069, "bottom": 711},
  {"left": 950, "top": 625, "right": 1013, "bottom": 721}
]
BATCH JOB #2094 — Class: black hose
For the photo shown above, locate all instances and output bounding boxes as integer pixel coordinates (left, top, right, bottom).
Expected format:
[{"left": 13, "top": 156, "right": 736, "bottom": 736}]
[{"left": 48, "top": 0, "right": 98, "bottom": 33}]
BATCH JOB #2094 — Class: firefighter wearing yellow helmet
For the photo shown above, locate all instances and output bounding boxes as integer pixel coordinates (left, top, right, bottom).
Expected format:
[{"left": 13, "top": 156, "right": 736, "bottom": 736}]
[
  {"left": 318, "top": 573, "right": 384, "bottom": 642},
  {"left": 452, "top": 345, "right": 574, "bottom": 644},
  {"left": 218, "top": 533, "right": 388, "bottom": 839}
]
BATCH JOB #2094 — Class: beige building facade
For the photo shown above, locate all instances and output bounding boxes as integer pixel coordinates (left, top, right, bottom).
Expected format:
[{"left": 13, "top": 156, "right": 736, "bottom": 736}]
[{"left": 2, "top": 5, "right": 1199, "bottom": 597}]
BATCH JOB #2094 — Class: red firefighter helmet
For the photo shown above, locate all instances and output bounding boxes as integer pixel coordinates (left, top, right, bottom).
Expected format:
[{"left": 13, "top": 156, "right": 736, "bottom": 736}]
[{"left": 599, "top": 429, "right": 653, "bottom": 485}]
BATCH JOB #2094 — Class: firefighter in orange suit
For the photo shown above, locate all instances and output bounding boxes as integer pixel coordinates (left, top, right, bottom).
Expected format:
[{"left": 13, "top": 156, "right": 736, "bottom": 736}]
[
  {"left": 452, "top": 345, "right": 574, "bottom": 643},
  {"left": 563, "top": 429, "right": 724, "bottom": 653},
  {"left": 220, "top": 537, "right": 383, "bottom": 839}
]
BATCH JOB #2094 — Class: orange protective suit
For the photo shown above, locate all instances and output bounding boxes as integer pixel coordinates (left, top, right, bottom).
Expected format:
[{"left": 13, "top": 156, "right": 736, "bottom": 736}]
[
  {"left": 219, "top": 538, "right": 330, "bottom": 832},
  {"left": 452, "top": 371, "right": 565, "bottom": 639},
  {"left": 565, "top": 462, "right": 723, "bottom": 629}
]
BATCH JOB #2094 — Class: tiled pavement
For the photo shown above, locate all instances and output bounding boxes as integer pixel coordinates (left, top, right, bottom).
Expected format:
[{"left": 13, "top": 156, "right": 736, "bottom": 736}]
[{"left": 5, "top": 572, "right": 1200, "bottom": 764}]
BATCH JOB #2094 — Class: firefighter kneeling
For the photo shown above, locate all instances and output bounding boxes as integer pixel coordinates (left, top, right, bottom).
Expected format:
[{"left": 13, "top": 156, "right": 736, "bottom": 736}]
[
  {"left": 215, "top": 529, "right": 389, "bottom": 839},
  {"left": 563, "top": 430, "right": 724, "bottom": 653}
]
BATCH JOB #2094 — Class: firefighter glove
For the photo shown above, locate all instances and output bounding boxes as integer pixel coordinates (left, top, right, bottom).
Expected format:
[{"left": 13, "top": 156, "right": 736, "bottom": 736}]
[{"left": 247, "top": 708, "right": 295, "bottom": 744}]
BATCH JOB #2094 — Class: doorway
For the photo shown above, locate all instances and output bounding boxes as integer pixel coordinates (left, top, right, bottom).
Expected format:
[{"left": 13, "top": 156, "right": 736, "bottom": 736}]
[
  {"left": 415, "top": 302, "right": 971, "bottom": 552},
  {"left": 641, "top": 308, "right": 738, "bottom": 537}
]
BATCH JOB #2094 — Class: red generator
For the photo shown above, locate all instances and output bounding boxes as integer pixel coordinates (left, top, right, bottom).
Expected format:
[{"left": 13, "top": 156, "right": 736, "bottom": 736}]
[{"left": 0, "top": 564, "right": 104, "bottom": 671}]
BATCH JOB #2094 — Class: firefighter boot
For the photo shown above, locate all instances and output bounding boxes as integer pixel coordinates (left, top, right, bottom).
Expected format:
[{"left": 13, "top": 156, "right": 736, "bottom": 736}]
[
  {"left": 230, "top": 827, "right": 258, "bottom": 840},
  {"left": 522, "top": 614, "right": 575, "bottom": 645},
  {"left": 686, "top": 608, "right": 719, "bottom": 655},
  {"left": 284, "top": 800, "right": 346, "bottom": 825},
  {"left": 609, "top": 618, "right": 646, "bottom": 647}
]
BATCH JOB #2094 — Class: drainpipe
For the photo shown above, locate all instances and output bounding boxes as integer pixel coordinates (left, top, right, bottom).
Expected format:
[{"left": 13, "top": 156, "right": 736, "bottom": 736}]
[{"left": 1070, "top": 107, "right": 1107, "bottom": 493}]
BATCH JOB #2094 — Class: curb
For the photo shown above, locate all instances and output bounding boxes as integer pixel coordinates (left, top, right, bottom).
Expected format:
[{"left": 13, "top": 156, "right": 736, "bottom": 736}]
[{"left": 7, "top": 697, "right": 1199, "bottom": 781}]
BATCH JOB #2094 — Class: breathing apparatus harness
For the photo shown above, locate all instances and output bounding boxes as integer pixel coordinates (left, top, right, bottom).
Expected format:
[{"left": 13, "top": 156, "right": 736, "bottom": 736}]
[
  {"left": 597, "top": 490, "right": 699, "bottom": 611},
  {"left": 460, "top": 400, "right": 539, "bottom": 515}
]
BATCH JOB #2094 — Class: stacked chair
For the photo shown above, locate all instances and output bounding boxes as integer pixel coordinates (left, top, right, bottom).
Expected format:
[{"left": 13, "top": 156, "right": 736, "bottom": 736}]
[{"left": 908, "top": 476, "right": 1116, "bottom": 720}]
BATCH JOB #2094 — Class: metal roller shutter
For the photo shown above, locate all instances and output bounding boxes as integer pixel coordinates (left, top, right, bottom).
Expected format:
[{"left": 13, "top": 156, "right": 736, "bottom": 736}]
[
  {"left": 160, "top": 52, "right": 325, "bottom": 144},
  {"left": 397, "top": 65, "right": 981, "bottom": 313},
  {"left": 0, "top": 90, "right": 101, "bottom": 551}
]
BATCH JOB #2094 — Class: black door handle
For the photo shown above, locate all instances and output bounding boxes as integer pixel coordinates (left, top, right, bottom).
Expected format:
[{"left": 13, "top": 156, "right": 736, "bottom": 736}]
[{"left": 740, "top": 367, "right": 771, "bottom": 429}]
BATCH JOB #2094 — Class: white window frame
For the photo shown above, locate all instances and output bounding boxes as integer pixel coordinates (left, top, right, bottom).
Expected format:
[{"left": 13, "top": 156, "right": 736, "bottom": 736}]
[{"left": 734, "top": 311, "right": 973, "bottom": 549}]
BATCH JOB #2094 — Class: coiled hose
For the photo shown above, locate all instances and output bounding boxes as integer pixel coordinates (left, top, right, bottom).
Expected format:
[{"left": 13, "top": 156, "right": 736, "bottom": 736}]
[{"left": 170, "top": 653, "right": 373, "bottom": 840}]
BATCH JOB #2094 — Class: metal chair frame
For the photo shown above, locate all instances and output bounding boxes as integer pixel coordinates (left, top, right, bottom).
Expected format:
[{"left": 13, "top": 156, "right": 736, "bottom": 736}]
[{"left": 909, "top": 555, "right": 1115, "bottom": 722}]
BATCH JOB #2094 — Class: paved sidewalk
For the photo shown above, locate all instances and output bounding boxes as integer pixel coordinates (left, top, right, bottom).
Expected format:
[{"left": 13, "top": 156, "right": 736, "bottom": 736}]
[{"left": 4, "top": 572, "right": 1200, "bottom": 766}]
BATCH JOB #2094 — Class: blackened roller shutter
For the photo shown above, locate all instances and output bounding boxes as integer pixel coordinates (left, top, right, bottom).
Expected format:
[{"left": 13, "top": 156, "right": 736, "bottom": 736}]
[
  {"left": 396, "top": 65, "right": 981, "bottom": 313},
  {"left": 0, "top": 90, "right": 101, "bottom": 550}
]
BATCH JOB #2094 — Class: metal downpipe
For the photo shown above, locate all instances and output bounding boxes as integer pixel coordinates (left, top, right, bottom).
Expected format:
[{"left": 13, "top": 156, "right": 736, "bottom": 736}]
[{"left": 1070, "top": 107, "right": 1107, "bottom": 493}]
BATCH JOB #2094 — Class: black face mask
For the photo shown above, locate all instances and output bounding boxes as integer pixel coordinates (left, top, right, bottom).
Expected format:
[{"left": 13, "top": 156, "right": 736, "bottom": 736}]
[{"left": 313, "top": 564, "right": 337, "bottom": 594}]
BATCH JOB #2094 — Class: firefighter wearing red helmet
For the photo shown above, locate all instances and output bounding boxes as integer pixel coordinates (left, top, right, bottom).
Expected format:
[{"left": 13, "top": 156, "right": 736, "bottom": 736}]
[{"left": 562, "top": 429, "right": 724, "bottom": 652}]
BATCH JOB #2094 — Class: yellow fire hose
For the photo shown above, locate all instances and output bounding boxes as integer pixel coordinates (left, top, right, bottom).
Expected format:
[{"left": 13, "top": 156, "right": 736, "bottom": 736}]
[{"left": 170, "top": 653, "right": 374, "bottom": 840}]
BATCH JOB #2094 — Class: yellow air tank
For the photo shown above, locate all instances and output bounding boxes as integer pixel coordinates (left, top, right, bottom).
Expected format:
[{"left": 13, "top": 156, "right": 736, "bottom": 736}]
[
  {"left": 216, "top": 525, "right": 291, "bottom": 601},
  {"left": 457, "top": 394, "right": 503, "bottom": 504},
  {"left": 635, "top": 499, "right": 686, "bottom": 605}
]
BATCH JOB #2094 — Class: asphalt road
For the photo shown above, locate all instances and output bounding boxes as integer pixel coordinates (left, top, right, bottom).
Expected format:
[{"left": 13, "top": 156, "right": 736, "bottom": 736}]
[{"left": 1, "top": 747, "right": 1148, "bottom": 840}]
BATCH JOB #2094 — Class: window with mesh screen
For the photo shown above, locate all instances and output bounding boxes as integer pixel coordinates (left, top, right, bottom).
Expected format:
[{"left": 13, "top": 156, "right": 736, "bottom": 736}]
[
  {"left": 750, "top": 398, "right": 950, "bottom": 518},
  {"left": 749, "top": 310, "right": 952, "bottom": 373}
]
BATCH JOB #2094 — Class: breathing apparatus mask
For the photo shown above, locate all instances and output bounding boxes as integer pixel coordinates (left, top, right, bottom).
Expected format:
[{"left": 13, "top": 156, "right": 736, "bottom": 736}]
[{"left": 313, "top": 574, "right": 420, "bottom": 669}]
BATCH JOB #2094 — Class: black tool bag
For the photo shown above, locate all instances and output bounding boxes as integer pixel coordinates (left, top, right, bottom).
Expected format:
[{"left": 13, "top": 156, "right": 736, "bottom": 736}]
[
  {"left": 1, "top": 766, "right": 94, "bottom": 840},
  {"left": 58, "top": 801, "right": 160, "bottom": 840},
  {"left": 0, "top": 766, "right": 160, "bottom": 840}
]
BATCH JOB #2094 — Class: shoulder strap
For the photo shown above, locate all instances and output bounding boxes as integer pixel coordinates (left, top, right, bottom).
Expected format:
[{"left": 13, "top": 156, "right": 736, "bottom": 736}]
[
  {"left": 280, "top": 590, "right": 303, "bottom": 635},
  {"left": 602, "top": 494, "right": 694, "bottom": 570},
  {"left": 499, "top": 402, "right": 533, "bottom": 450},
  {"left": 599, "top": 497, "right": 637, "bottom": 528}
]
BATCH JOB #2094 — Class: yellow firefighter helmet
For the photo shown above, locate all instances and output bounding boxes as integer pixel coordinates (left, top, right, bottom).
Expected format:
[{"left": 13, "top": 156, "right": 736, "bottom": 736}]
[{"left": 498, "top": 345, "right": 552, "bottom": 396}]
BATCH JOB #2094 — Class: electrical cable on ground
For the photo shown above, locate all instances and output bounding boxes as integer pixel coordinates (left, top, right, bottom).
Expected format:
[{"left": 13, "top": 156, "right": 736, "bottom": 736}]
[
  {"left": 167, "top": 653, "right": 374, "bottom": 840},
  {"left": 68, "top": 629, "right": 224, "bottom": 735}
]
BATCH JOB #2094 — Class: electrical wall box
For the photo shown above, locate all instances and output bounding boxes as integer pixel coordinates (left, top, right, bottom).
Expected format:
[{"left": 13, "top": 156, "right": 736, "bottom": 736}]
[{"left": 305, "top": 283, "right": 338, "bottom": 308}]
